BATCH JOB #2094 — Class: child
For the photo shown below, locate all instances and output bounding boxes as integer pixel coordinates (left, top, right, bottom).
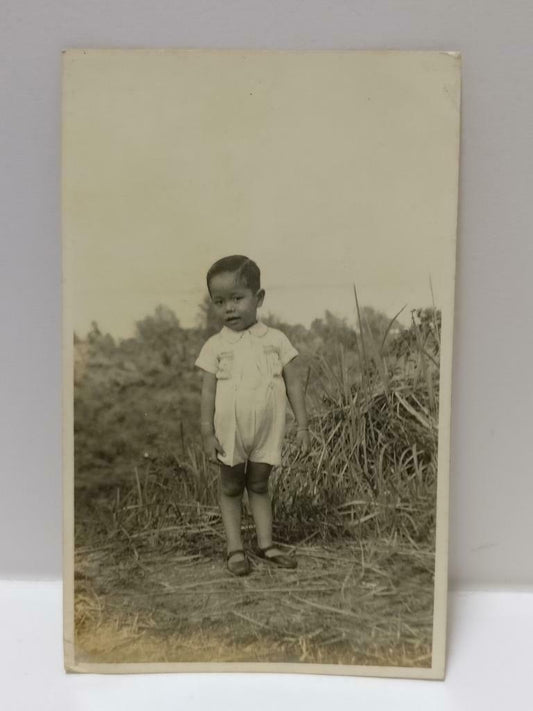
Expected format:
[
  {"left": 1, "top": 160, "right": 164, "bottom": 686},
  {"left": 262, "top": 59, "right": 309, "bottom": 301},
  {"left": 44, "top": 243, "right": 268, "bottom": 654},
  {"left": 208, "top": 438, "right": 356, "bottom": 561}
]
[{"left": 195, "top": 255, "right": 311, "bottom": 576}]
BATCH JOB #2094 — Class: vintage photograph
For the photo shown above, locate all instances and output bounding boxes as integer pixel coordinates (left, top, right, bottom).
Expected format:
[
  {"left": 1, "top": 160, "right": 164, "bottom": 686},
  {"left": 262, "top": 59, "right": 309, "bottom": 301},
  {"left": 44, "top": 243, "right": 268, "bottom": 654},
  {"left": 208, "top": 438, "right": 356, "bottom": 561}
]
[{"left": 63, "top": 50, "right": 460, "bottom": 677}]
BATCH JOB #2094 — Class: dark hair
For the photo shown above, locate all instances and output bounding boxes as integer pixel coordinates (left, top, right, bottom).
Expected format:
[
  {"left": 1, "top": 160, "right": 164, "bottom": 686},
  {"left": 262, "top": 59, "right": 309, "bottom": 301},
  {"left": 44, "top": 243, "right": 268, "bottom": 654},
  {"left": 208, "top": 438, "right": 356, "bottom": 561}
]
[{"left": 206, "top": 255, "right": 261, "bottom": 294}]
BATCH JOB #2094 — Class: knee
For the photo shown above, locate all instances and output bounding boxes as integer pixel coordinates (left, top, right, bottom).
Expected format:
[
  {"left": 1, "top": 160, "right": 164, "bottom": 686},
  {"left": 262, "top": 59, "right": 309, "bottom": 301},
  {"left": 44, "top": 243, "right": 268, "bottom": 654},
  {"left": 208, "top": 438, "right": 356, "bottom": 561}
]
[
  {"left": 246, "top": 475, "right": 269, "bottom": 495},
  {"left": 220, "top": 472, "right": 245, "bottom": 498}
]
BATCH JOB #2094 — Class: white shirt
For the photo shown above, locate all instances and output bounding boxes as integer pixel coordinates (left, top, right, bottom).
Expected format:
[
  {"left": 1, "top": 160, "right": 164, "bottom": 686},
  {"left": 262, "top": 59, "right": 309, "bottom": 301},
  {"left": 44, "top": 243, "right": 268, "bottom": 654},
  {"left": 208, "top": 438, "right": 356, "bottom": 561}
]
[{"left": 195, "top": 322, "right": 298, "bottom": 466}]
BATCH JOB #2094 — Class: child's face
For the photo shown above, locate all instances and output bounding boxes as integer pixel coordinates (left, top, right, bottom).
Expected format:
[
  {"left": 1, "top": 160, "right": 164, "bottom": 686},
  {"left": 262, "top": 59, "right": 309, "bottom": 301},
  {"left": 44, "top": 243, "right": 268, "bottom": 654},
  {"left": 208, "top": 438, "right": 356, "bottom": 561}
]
[{"left": 209, "top": 271, "right": 264, "bottom": 332}]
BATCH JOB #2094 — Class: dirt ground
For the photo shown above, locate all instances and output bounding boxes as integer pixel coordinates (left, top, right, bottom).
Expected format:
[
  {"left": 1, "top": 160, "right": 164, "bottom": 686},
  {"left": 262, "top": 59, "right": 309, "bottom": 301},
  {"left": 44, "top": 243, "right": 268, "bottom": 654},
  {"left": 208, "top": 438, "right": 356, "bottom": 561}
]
[{"left": 74, "top": 538, "right": 434, "bottom": 668}]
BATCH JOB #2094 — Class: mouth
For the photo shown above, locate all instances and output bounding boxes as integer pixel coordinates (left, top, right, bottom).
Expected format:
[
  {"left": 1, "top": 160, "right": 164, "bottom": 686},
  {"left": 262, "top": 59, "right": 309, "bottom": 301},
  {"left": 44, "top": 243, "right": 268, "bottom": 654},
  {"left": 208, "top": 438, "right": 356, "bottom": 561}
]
[{"left": 225, "top": 317, "right": 240, "bottom": 325}]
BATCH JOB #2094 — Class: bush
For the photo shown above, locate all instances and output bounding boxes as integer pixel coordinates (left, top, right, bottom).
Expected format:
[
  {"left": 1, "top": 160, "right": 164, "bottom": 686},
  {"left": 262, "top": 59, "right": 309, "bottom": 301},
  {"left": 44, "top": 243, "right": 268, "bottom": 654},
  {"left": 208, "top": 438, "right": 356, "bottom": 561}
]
[{"left": 74, "top": 304, "right": 440, "bottom": 555}]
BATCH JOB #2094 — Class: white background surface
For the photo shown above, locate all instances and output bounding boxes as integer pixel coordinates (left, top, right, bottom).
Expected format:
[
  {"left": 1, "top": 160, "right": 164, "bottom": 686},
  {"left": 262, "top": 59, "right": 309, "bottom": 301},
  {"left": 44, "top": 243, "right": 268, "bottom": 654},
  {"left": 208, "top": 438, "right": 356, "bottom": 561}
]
[
  {"left": 1, "top": 0, "right": 533, "bottom": 598},
  {"left": 2, "top": 582, "right": 533, "bottom": 710}
]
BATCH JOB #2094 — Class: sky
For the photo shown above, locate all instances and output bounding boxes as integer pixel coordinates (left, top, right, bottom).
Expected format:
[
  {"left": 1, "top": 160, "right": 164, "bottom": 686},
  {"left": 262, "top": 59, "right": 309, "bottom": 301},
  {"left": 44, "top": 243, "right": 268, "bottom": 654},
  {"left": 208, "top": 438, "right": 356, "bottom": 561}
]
[{"left": 63, "top": 50, "right": 460, "bottom": 339}]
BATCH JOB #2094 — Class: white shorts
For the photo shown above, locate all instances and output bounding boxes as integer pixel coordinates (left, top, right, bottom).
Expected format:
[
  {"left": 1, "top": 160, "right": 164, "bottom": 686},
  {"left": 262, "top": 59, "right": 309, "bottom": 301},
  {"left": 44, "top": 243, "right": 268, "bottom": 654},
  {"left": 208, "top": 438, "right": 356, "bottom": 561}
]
[{"left": 215, "top": 380, "right": 287, "bottom": 467}]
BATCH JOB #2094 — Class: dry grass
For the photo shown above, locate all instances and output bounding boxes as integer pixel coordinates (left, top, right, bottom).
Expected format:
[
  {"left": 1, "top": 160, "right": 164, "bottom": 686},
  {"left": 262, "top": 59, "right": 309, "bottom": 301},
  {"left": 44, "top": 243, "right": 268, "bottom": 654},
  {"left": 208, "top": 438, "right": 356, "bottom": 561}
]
[
  {"left": 75, "top": 536, "right": 434, "bottom": 666},
  {"left": 73, "top": 305, "right": 440, "bottom": 667}
]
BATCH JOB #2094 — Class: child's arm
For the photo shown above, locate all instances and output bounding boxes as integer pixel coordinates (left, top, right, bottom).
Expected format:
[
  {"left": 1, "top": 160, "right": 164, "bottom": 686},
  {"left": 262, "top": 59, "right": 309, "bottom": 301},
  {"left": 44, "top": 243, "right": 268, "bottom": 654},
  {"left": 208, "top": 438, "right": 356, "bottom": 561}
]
[
  {"left": 200, "top": 371, "right": 225, "bottom": 462},
  {"left": 282, "top": 359, "right": 311, "bottom": 454}
]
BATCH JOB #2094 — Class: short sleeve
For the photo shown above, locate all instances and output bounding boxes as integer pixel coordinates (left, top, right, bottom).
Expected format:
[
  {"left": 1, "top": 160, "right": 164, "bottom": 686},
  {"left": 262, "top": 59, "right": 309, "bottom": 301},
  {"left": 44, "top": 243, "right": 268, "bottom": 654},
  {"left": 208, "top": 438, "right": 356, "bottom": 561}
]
[
  {"left": 195, "top": 337, "right": 218, "bottom": 374},
  {"left": 276, "top": 330, "right": 299, "bottom": 367}
]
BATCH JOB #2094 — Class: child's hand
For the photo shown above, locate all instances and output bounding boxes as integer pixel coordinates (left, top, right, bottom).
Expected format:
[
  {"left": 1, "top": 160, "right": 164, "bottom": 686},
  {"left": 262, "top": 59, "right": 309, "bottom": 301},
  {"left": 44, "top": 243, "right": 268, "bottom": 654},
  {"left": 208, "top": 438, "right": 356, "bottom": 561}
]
[
  {"left": 203, "top": 432, "right": 225, "bottom": 464},
  {"left": 296, "top": 428, "right": 311, "bottom": 455}
]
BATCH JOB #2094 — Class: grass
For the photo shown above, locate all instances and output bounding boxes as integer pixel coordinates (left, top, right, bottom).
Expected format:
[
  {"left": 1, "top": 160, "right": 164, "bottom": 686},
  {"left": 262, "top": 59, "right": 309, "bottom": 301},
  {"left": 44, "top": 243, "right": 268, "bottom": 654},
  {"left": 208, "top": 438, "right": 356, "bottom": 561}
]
[
  {"left": 73, "top": 304, "right": 441, "bottom": 667},
  {"left": 75, "top": 539, "right": 434, "bottom": 666}
]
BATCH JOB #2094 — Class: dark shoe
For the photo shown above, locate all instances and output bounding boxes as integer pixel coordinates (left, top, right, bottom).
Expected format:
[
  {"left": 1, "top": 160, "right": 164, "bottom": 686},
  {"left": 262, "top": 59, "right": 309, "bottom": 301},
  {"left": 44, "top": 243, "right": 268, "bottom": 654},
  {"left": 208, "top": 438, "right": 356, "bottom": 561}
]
[
  {"left": 226, "top": 549, "right": 251, "bottom": 577},
  {"left": 258, "top": 545, "right": 297, "bottom": 569}
]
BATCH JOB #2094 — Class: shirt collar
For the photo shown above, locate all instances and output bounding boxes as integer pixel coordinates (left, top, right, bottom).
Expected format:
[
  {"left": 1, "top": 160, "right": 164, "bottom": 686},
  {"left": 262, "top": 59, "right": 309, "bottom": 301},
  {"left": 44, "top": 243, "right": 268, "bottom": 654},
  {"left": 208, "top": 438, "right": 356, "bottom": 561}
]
[{"left": 220, "top": 321, "right": 268, "bottom": 343}]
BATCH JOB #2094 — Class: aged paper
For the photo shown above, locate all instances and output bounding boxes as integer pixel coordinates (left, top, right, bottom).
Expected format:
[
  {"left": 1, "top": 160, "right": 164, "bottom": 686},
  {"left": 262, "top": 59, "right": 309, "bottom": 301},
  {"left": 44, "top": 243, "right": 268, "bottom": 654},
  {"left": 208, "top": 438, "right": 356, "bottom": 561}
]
[{"left": 63, "top": 49, "right": 460, "bottom": 678}]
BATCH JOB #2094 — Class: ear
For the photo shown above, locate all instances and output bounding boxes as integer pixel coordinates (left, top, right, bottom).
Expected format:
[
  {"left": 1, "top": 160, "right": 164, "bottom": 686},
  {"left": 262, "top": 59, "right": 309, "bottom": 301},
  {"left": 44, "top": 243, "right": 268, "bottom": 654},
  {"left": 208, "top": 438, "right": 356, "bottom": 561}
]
[{"left": 256, "top": 289, "right": 265, "bottom": 307}]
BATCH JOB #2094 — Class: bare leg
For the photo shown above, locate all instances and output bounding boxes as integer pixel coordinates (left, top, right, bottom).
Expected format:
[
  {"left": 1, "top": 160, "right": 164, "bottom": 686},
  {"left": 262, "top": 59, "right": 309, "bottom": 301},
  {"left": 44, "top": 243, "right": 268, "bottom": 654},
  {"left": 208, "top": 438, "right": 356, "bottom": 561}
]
[
  {"left": 246, "top": 462, "right": 282, "bottom": 557},
  {"left": 219, "top": 463, "right": 246, "bottom": 562}
]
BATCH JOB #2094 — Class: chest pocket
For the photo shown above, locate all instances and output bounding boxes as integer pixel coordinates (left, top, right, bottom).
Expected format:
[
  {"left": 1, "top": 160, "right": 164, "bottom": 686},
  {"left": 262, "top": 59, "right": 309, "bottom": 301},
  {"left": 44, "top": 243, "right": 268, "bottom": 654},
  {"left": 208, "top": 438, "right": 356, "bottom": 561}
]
[
  {"left": 263, "top": 345, "right": 283, "bottom": 378},
  {"left": 216, "top": 351, "right": 234, "bottom": 380}
]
